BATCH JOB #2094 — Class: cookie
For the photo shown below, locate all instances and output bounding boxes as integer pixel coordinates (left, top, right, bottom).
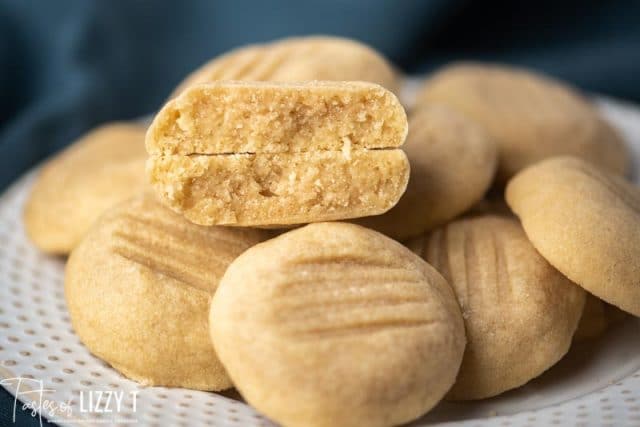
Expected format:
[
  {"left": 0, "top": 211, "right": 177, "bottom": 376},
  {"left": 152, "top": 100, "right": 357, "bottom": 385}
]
[
  {"left": 24, "top": 123, "right": 148, "bottom": 254},
  {"left": 574, "top": 295, "right": 627, "bottom": 342},
  {"left": 171, "top": 36, "right": 399, "bottom": 97},
  {"left": 210, "top": 222, "right": 465, "bottom": 427},
  {"left": 65, "top": 193, "right": 270, "bottom": 390},
  {"left": 147, "top": 81, "right": 409, "bottom": 226},
  {"left": 355, "top": 104, "right": 497, "bottom": 239},
  {"left": 416, "top": 63, "right": 629, "bottom": 182},
  {"left": 407, "top": 215, "right": 585, "bottom": 399},
  {"left": 506, "top": 156, "right": 640, "bottom": 316}
]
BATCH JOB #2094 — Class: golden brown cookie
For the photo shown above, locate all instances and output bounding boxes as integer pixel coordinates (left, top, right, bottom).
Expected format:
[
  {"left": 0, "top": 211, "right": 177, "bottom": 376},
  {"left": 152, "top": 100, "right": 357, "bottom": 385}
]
[
  {"left": 355, "top": 104, "right": 497, "bottom": 239},
  {"left": 65, "top": 193, "right": 271, "bottom": 390},
  {"left": 506, "top": 156, "right": 640, "bottom": 317},
  {"left": 573, "top": 295, "right": 627, "bottom": 342},
  {"left": 210, "top": 222, "right": 465, "bottom": 427},
  {"left": 416, "top": 63, "right": 629, "bottom": 182},
  {"left": 24, "top": 123, "right": 148, "bottom": 254},
  {"left": 171, "top": 36, "right": 399, "bottom": 97},
  {"left": 407, "top": 215, "right": 586, "bottom": 400},
  {"left": 147, "top": 81, "right": 409, "bottom": 226}
]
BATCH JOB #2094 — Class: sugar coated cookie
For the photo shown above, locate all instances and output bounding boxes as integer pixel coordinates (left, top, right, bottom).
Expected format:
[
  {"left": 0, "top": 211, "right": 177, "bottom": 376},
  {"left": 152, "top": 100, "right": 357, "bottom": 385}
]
[
  {"left": 147, "top": 81, "right": 409, "bottom": 226},
  {"left": 24, "top": 123, "right": 148, "bottom": 254},
  {"left": 506, "top": 156, "right": 640, "bottom": 316},
  {"left": 407, "top": 215, "right": 585, "bottom": 399},
  {"left": 210, "top": 222, "right": 465, "bottom": 427},
  {"left": 355, "top": 104, "right": 497, "bottom": 239},
  {"left": 65, "top": 193, "right": 270, "bottom": 390},
  {"left": 416, "top": 64, "right": 629, "bottom": 182},
  {"left": 171, "top": 36, "right": 399, "bottom": 97}
]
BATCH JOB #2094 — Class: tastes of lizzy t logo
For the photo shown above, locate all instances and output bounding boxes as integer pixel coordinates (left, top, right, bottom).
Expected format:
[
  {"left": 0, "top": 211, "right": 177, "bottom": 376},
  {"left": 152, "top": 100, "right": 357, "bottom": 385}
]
[{"left": 0, "top": 377, "right": 139, "bottom": 425}]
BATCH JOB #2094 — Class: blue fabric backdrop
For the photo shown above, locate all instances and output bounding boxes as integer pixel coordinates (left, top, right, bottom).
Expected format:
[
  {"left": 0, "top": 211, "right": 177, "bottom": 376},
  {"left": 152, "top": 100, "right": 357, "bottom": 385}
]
[{"left": 1, "top": 1, "right": 640, "bottom": 425}]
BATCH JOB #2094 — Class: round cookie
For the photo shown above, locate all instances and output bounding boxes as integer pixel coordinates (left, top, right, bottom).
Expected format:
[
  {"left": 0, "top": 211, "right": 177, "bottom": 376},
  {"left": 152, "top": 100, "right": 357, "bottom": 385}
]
[
  {"left": 506, "top": 156, "right": 640, "bottom": 317},
  {"left": 210, "top": 222, "right": 465, "bottom": 427},
  {"left": 407, "top": 215, "right": 586, "bottom": 400},
  {"left": 65, "top": 193, "right": 271, "bottom": 390},
  {"left": 355, "top": 104, "right": 497, "bottom": 239},
  {"left": 574, "top": 295, "right": 627, "bottom": 342},
  {"left": 416, "top": 63, "right": 629, "bottom": 182},
  {"left": 171, "top": 36, "right": 399, "bottom": 97},
  {"left": 24, "top": 123, "right": 148, "bottom": 254},
  {"left": 148, "top": 81, "right": 409, "bottom": 226},
  {"left": 574, "top": 295, "right": 608, "bottom": 341}
]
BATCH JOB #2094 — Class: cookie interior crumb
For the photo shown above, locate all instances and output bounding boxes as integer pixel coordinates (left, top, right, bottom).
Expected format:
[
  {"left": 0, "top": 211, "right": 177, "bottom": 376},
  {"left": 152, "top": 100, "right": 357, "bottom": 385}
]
[
  {"left": 147, "top": 81, "right": 407, "bottom": 155},
  {"left": 148, "top": 150, "right": 409, "bottom": 226}
]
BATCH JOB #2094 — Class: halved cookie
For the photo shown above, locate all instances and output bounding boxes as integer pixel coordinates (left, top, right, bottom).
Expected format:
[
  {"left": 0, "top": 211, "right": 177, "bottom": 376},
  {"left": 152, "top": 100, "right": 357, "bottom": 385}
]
[{"left": 147, "top": 81, "right": 409, "bottom": 226}]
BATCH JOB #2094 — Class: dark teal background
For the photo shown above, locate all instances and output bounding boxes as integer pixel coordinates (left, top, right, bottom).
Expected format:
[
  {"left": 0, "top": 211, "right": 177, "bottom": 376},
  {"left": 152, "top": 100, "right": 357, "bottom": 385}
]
[{"left": 1, "top": 0, "right": 640, "bottom": 425}]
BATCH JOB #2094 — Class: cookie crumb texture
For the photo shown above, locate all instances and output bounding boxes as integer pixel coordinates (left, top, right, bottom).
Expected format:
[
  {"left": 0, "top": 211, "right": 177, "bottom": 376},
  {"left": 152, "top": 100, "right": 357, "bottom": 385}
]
[
  {"left": 148, "top": 81, "right": 407, "bottom": 155},
  {"left": 148, "top": 150, "right": 409, "bottom": 226},
  {"left": 147, "top": 81, "right": 409, "bottom": 225}
]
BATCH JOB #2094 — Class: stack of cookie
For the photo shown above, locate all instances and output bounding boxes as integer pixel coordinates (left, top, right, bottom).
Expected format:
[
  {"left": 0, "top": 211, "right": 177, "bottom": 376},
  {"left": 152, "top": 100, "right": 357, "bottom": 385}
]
[{"left": 23, "top": 36, "right": 638, "bottom": 427}]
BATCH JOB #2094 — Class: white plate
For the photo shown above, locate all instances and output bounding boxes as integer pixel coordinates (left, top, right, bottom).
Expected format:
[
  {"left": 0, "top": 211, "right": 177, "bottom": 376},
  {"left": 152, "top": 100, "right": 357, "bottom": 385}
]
[{"left": 2, "top": 96, "right": 640, "bottom": 427}]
